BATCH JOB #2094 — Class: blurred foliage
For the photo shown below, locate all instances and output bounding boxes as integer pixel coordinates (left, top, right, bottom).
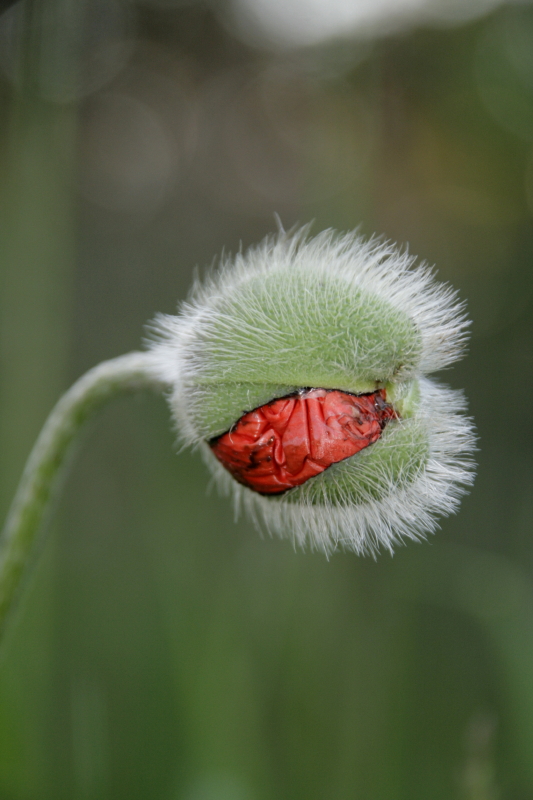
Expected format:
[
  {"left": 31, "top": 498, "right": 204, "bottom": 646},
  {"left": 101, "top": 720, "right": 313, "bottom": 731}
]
[{"left": 1, "top": 1, "right": 533, "bottom": 798}]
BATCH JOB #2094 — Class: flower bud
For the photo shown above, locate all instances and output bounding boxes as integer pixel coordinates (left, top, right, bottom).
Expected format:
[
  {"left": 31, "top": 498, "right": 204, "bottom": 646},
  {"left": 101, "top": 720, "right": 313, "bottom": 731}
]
[{"left": 149, "top": 227, "right": 475, "bottom": 555}]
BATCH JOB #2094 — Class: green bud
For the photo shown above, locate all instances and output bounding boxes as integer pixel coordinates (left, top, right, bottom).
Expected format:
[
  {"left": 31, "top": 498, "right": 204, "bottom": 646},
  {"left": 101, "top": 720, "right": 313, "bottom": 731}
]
[{"left": 150, "top": 227, "right": 475, "bottom": 555}]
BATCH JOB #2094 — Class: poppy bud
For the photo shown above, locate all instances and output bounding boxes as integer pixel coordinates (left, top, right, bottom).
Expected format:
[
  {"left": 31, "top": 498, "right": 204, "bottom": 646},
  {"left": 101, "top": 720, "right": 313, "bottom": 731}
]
[{"left": 149, "top": 227, "right": 475, "bottom": 555}]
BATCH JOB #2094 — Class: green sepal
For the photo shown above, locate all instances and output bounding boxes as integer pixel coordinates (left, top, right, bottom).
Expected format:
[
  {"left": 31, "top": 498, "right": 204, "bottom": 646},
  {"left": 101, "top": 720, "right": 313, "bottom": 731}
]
[{"left": 189, "top": 270, "right": 422, "bottom": 438}]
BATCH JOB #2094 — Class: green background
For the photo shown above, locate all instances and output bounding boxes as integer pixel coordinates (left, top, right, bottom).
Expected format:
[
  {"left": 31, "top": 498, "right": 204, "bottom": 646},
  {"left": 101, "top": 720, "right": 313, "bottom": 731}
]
[{"left": 1, "top": 1, "right": 532, "bottom": 797}]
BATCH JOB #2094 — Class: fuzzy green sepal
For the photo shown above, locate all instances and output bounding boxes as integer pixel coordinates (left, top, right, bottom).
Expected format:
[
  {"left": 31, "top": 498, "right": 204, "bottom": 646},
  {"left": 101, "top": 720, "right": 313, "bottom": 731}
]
[{"left": 190, "top": 270, "right": 421, "bottom": 438}]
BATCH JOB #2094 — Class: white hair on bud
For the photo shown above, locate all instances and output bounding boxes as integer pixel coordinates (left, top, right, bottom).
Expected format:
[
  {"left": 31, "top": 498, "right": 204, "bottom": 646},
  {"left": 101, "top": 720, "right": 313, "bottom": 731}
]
[
  {"left": 199, "top": 378, "right": 475, "bottom": 556},
  {"left": 149, "top": 227, "right": 470, "bottom": 439}
]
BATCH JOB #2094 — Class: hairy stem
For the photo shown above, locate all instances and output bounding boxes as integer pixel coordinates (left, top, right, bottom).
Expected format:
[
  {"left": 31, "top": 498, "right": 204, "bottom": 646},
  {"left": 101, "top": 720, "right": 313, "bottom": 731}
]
[{"left": 0, "top": 351, "right": 169, "bottom": 641}]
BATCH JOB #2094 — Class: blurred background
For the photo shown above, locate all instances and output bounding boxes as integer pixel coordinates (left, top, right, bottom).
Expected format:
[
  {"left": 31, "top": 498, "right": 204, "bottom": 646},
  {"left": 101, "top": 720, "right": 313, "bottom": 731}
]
[{"left": 1, "top": 0, "right": 533, "bottom": 797}]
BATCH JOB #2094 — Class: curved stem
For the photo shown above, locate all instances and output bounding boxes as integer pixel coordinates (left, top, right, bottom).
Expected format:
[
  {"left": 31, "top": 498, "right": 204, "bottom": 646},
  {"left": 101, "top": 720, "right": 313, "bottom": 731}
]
[{"left": 0, "top": 351, "right": 169, "bottom": 640}]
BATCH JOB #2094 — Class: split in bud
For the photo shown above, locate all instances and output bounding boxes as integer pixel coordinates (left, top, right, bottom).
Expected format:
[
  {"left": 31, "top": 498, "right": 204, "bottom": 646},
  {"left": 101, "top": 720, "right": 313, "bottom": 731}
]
[{"left": 210, "top": 389, "right": 397, "bottom": 494}]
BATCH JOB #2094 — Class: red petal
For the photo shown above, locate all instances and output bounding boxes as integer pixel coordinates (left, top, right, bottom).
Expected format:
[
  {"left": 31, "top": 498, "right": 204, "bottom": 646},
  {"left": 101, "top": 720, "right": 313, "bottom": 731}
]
[{"left": 210, "top": 389, "right": 397, "bottom": 495}]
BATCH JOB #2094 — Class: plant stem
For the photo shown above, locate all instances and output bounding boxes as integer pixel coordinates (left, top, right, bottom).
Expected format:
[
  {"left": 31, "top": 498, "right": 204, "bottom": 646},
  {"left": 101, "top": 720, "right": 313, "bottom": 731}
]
[{"left": 0, "top": 351, "right": 169, "bottom": 641}]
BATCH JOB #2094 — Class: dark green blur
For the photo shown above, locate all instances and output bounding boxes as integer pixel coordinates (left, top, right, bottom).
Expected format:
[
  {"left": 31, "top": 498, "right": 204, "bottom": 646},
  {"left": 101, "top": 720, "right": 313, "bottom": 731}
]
[{"left": 0, "top": 2, "right": 532, "bottom": 798}]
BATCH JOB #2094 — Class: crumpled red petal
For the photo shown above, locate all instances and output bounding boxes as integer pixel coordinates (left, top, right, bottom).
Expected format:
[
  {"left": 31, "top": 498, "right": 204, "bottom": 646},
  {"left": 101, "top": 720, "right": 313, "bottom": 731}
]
[{"left": 210, "top": 388, "right": 397, "bottom": 495}]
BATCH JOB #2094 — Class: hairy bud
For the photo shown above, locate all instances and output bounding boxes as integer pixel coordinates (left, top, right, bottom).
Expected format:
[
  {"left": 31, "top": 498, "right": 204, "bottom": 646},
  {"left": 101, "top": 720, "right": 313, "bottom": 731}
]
[{"left": 149, "top": 227, "right": 475, "bottom": 555}]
